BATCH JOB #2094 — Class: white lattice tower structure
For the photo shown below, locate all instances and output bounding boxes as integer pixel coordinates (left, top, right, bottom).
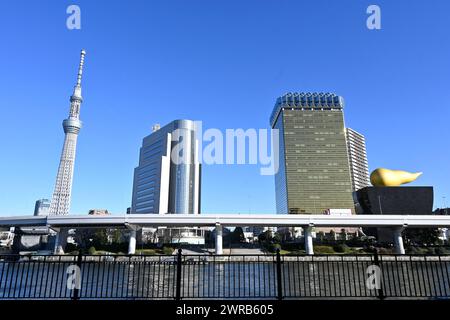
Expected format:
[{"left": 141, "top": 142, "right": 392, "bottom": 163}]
[{"left": 49, "top": 50, "right": 86, "bottom": 215}]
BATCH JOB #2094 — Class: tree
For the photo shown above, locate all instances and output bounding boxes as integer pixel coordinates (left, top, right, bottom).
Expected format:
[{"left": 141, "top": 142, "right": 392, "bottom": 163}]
[
  {"left": 74, "top": 229, "right": 96, "bottom": 250},
  {"left": 258, "top": 230, "right": 272, "bottom": 243},
  {"left": 92, "top": 229, "right": 109, "bottom": 247},
  {"left": 329, "top": 230, "right": 336, "bottom": 241},
  {"left": 74, "top": 228, "right": 109, "bottom": 251},
  {"left": 404, "top": 228, "right": 440, "bottom": 245},
  {"left": 317, "top": 231, "right": 325, "bottom": 242},
  {"left": 110, "top": 229, "right": 123, "bottom": 244},
  {"left": 272, "top": 233, "right": 281, "bottom": 244},
  {"left": 231, "top": 227, "right": 245, "bottom": 243},
  {"left": 340, "top": 229, "right": 348, "bottom": 241}
]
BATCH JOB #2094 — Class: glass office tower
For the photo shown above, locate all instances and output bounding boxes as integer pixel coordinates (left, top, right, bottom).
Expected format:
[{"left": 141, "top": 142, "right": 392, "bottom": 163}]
[
  {"left": 130, "top": 120, "right": 203, "bottom": 244},
  {"left": 34, "top": 199, "right": 50, "bottom": 216},
  {"left": 131, "top": 120, "right": 201, "bottom": 214},
  {"left": 270, "top": 92, "right": 355, "bottom": 214}
]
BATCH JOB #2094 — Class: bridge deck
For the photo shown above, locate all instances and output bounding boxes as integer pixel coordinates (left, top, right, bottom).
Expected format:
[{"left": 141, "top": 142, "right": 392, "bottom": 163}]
[{"left": 0, "top": 214, "right": 449, "bottom": 228}]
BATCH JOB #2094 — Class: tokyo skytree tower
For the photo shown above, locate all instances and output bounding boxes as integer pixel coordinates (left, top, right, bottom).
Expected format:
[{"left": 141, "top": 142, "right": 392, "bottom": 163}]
[{"left": 49, "top": 50, "right": 86, "bottom": 215}]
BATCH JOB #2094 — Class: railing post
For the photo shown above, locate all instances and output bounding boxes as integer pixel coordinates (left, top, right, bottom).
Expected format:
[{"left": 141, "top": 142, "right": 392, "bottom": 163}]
[
  {"left": 373, "top": 249, "right": 385, "bottom": 300},
  {"left": 175, "top": 248, "right": 182, "bottom": 301},
  {"left": 276, "top": 249, "right": 283, "bottom": 300},
  {"left": 72, "top": 251, "right": 83, "bottom": 301}
]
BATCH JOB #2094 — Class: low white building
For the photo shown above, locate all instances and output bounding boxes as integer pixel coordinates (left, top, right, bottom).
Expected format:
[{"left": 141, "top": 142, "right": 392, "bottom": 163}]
[
  {"left": 0, "top": 228, "right": 15, "bottom": 247},
  {"left": 156, "top": 227, "right": 205, "bottom": 245},
  {"left": 243, "top": 231, "right": 257, "bottom": 243},
  {"left": 438, "top": 228, "right": 449, "bottom": 242}
]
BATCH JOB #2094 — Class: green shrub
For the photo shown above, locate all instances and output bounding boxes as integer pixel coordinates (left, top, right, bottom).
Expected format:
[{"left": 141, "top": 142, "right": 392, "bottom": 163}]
[
  {"left": 162, "top": 247, "right": 174, "bottom": 255},
  {"left": 88, "top": 246, "right": 96, "bottom": 255},
  {"left": 433, "top": 247, "right": 446, "bottom": 255},
  {"left": 65, "top": 243, "right": 78, "bottom": 253},
  {"left": 377, "top": 247, "right": 394, "bottom": 254},
  {"left": 135, "top": 249, "right": 157, "bottom": 255},
  {"left": 280, "top": 242, "right": 302, "bottom": 251},
  {"left": 262, "top": 242, "right": 281, "bottom": 253},
  {"left": 425, "top": 247, "right": 449, "bottom": 255},
  {"left": 314, "top": 245, "right": 335, "bottom": 254},
  {"left": 406, "top": 247, "right": 428, "bottom": 255},
  {"left": 406, "top": 246, "right": 419, "bottom": 254},
  {"left": 333, "top": 244, "right": 350, "bottom": 253},
  {"left": 94, "top": 250, "right": 111, "bottom": 255},
  {"left": 406, "top": 246, "right": 429, "bottom": 254},
  {"left": 352, "top": 248, "right": 368, "bottom": 254}
]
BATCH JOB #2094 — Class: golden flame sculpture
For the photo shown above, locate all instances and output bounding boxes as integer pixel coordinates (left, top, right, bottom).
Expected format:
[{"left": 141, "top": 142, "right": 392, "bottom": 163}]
[{"left": 370, "top": 168, "right": 422, "bottom": 187}]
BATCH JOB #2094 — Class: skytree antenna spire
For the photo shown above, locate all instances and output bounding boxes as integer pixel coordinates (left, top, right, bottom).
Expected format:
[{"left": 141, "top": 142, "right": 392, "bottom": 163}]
[
  {"left": 76, "top": 50, "right": 85, "bottom": 85},
  {"left": 49, "top": 50, "right": 87, "bottom": 215}
]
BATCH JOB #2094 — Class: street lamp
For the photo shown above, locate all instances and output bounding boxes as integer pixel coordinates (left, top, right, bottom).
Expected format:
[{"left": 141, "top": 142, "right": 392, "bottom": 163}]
[
  {"left": 378, "top": 195, "right": 383, "bottom": 214},
  {"left": 443, "top": 196, "right": 448, "bottom": 215}
]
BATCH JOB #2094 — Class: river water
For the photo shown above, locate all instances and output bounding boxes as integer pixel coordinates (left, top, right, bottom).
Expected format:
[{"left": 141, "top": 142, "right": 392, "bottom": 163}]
[{"left": 0, "top": 255, "right": 449, "bottom": 299}]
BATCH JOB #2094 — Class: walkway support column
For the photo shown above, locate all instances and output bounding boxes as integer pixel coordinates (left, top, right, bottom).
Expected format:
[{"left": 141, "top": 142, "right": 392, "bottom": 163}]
[
  {"left": 54, "top": 228, "right": 68, "bottom": 254},
  {"left": 215, "top": 223, "right": 223, "bottom": 255},
  {"left": 128, "top": 229, "right": 137, "bottom": 255},
  {"left": 303, "top": 225, "right": 314, "bottom": 255},
  {"left": 392, "top": 227, "right": 405, "bottom": 255}
]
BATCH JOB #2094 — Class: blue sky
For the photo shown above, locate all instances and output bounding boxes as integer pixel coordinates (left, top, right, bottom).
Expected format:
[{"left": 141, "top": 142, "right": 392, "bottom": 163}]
[{"left": 0, "top": 0, "right": 449, "bottom": 215}]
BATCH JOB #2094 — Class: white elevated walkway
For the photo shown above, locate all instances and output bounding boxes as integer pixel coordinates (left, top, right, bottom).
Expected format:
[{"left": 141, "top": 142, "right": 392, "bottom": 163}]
[{"left": 2, "top": 214, "right": 450, "bottom": 255}]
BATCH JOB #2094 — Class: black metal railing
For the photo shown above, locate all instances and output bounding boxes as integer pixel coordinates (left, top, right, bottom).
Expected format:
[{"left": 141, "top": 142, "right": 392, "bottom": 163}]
[{"left": 0, "top": 250, "right": 449, "bottom": 300}]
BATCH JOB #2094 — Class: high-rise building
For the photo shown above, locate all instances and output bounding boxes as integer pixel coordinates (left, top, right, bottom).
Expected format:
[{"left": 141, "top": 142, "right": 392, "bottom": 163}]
[
  {"left": 345, "top": 128, "right": 370, "bottom": 191},
  {"left": 270, "top": 92, "right": 355, "bottom": 214},
  {"left": 131, "top": 120, "right": 201, "bottom": 214},
  {"left": 130, "top": 120, "right": 203, "bottom": 245},
  {"left": 49, "top": 50, "right": 86, "bottom": 215},
  {"left": 34, "top": 199, "right": 50, "bottom": 216}
]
